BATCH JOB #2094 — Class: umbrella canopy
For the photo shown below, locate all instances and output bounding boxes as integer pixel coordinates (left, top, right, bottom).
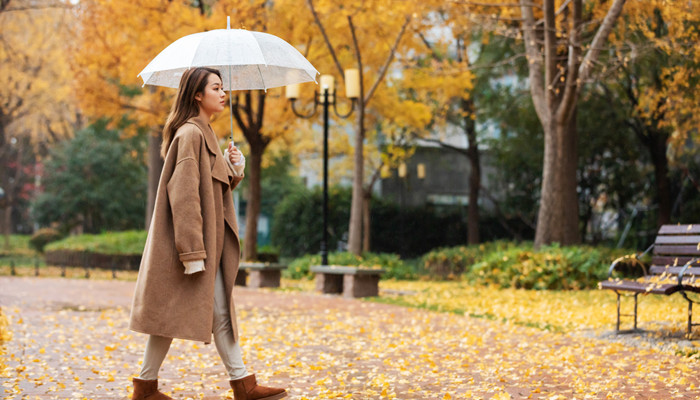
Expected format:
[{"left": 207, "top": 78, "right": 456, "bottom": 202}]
[{"left": 138, "top": 19, "right": 318, "bottom": 91}]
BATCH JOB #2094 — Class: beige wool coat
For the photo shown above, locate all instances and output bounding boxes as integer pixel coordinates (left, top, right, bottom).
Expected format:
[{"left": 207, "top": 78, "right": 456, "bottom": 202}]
[{"left": 130, "top": 115, "right": 243, "bottom": 343}]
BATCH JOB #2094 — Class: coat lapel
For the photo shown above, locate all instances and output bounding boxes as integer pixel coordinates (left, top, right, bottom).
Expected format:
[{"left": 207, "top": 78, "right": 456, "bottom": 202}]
[{"left": 187, "top": 116, "right": 233, "bottom": 185}]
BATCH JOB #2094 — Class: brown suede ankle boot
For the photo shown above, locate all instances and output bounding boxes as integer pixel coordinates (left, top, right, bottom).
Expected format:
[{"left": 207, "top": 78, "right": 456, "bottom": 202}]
[
  {"left": 131, "top": 378, "right": 173, "bottom": 400},
  {"left": 229, "top": 374, "right": 287, "bottom": 400}
]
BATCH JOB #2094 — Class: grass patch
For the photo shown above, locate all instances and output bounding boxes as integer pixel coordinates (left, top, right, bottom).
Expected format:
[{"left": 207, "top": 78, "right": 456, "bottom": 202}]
[
  {"left": 45, "top": 230, "right": 147, "bottom": 255},
  {"left": 0, "top": 235, "right": 37, "bottom": 257},
  {"left": 0, "top": 235, "right": 42, "bottom": 268}
]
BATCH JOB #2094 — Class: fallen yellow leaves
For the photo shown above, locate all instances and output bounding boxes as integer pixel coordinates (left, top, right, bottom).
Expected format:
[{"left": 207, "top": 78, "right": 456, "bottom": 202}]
[
  {"left": 376, "top": 279, "right": 700, "bottom": 339},
  {"left": 3, "top": 276, "right": 700, "bottom": 399}
]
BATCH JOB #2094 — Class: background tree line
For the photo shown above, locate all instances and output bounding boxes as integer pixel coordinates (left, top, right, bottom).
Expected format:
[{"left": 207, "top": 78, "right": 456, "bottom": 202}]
[{"left": 1, "top": 0, "right": 698, "bottom": 257}]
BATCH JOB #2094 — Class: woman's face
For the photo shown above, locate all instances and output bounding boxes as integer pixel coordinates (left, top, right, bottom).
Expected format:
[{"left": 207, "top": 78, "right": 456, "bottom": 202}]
[{"left": 196, "top": 73, "right": 226, "bottom": 116}]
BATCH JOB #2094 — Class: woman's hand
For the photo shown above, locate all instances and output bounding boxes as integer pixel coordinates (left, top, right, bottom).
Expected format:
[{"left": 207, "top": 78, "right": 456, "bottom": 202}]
[{"left": 228, "top": 142, "right": 243, "bottom": 165}]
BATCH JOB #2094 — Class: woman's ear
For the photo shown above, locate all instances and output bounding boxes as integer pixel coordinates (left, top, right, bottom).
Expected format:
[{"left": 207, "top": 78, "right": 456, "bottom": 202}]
[{"left": 194, "top": 92, "right": 203, "bottom": 102}]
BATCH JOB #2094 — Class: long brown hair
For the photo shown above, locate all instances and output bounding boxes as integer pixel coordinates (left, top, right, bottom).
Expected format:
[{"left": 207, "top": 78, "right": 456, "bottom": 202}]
[{"left": 161, "top": 67, "right": 222, "bottom": 158}]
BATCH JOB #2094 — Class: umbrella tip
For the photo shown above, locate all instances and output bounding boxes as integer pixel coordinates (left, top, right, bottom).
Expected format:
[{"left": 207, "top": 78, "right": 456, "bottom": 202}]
[{"left": 227, "top": 16, "right": 230, "bottom": 29}]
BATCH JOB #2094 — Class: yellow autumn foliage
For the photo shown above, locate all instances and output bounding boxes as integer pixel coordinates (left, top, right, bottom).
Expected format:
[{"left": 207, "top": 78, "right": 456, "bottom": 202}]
[
  {"left": 606, "top": 0, "right": 700, "bottom": 150},
  {"left": 1, "top": 0, "right": 77, "bottom": 144}
]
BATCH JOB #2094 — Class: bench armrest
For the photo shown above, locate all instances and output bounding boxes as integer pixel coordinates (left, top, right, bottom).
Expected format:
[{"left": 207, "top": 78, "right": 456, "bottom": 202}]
[
  {"left": 678, "top": 257, "right": 699, "bottom": 287},
  {"left": 607, "top": 243, "right": 653, "bottom": 279},
  {"left": 608, "top": 253, "right": 648, "bottom": 279}
]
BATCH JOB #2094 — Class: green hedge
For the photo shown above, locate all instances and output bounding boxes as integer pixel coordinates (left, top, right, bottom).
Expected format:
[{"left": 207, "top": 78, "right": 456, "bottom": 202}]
[
  {"left": 45, "top": 230, "right": 147, "bottom": 255},
  {"left": 424, "top": 242, "right": 632, "bottom": 290},
  {"left": 271, "top": 186, "right": 536, "bottom": 259},
  {"left": 284, "top": 252, "right": 417, "bottom": 280},
  {"left": 271, "top": 187, "right": 351, "bottom": 258},
  {"left": 422, "top": 241, "right": 523, "bottom": 279}
]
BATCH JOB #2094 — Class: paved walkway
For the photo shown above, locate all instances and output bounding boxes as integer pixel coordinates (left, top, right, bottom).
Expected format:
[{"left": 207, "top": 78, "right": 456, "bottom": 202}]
[{"left": 1, "top": 276, "right": 699, "bottom": 399}]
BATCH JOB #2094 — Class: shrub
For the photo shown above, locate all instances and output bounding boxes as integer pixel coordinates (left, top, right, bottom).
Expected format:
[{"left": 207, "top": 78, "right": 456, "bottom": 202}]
[
  {"left": 421, "top": 242, "right": 632, "bottom": 289},
  {"left": 468, "top": 244, "right": 631, "bottom": 290},
  {"left": 29, "top": 228, "right": 63, "bottom": 253},
  {"left": 422, "top": 241, "right": 524, "bottom": 279},
  {"left": 271, "top": 186, "right": 351, "bottom": 258},
  {"left": 284, "top": 252, "right": 415, "bottom": 280}
]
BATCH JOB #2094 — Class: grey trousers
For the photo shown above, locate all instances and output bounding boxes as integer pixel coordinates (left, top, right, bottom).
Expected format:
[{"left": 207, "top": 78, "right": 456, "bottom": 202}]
[{"left": 138, "top": 266, "right": 248, "bottom": 380}]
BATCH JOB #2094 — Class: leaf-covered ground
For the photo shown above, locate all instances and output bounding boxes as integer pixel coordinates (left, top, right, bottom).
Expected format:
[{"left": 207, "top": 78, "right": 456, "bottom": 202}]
[{"left": 1, "top": 276, "right": 700, "bottom": 399}]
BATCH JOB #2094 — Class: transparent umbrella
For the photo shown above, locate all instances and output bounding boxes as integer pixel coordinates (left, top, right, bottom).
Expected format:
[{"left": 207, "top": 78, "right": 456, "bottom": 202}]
[{"left": 138, "top": 17, "right": 318, "bottom": 139}]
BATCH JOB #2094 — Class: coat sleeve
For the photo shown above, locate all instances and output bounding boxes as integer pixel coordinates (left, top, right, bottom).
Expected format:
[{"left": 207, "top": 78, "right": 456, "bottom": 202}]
[{"left": 166, "top": 128, "right": 207, "bottom": 263}]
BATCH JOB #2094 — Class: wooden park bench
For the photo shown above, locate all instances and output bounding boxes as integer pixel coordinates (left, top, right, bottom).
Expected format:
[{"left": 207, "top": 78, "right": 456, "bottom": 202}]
[
  {"left": 235, "top": 262, "right": 287, "bottom": 289},
  {"left": 600, "top": 224, "right": 700, "bottom": 335},
  {"left": 310, "top": 265, "right": 384, "bottom": 298}
]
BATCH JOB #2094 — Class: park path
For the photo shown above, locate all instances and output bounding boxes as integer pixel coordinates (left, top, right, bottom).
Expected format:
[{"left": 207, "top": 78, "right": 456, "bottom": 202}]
[{"left": 1, "top": 276, "right": 699, "bottom": 400}]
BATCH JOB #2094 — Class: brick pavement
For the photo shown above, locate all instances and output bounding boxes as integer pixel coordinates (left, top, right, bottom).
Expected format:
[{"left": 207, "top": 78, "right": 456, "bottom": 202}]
[{"left": 1, "top": 276, "right": 699, "bottom": 399}]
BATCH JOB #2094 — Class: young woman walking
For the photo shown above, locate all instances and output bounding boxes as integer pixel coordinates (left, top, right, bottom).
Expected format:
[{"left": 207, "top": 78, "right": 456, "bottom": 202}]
[{"left": 129, "top": 67, "right": 287, "bottom": 400}]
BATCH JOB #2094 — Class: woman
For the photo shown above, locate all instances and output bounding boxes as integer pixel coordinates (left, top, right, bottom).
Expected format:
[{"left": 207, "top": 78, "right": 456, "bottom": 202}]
[{"left": 129, "top": 67, "right": 287, "bottom": 400}]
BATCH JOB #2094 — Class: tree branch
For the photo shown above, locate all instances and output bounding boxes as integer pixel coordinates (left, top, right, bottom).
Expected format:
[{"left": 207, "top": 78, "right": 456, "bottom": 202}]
[
  {"left": 520, "top": 0, "right": 547, "bottom": 122},
  {"left": 306, "top": 0, "right": 344, "bottom": 77},
  {"left": 416, "top": 30, "right": 442, "bottom": 61},
  {"left": 543, "top": 0, "right": 557, "bottom": 112},
  {"left": 556, "top": 0, "right": 581, "bottom": 123},
  {"left": 578, "top": 0, "right": 628, "bottom": 85},
  {"left": 256, "top": 91, "right": 265, "bottom": 132},
  {"left": 347, "top": 15, "right": 364, "bottom": 99},
  {"left": 244, "top": 91, "right": 254, "bottom": 129},
  {"left": 364, "top": 15, "right": 411, "bottom": 108},
  {"left": 231, "top": 94, "right": 248, "bottom": 134}
]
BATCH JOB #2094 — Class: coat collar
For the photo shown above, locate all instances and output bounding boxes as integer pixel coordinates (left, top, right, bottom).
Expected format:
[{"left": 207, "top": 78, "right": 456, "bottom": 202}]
[
  {"left": 185, "top": 115, "right": 234, "bottom": 185},
  {"left": 186, "top": 115, "right": 221, "bottom": 157}
]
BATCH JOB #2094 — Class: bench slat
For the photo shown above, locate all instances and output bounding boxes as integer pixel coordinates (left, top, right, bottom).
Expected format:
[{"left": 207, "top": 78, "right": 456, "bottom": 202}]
[
  {"left": 653, "top": 244, "right": 700, "bottom": 256},
  {"left": 600, "top": 280, "right": 680, "bottom": 295},
  {"left": 648, "top": 266, "right": 700, "bottom": 276},
  {"left": 651, "top": 255, "right": 700, "bottom": 266},
  {"left": 655, "top": 235, "right": 700, "bottom": 245},
  {"left": 659, "top": 224, "right": 700, "bottom": 234}
]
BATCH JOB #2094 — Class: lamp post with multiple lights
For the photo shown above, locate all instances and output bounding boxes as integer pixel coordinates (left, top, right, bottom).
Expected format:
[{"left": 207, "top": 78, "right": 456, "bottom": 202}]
[{"left": 285, "top": 70, "right": 360, "bottom": 265}]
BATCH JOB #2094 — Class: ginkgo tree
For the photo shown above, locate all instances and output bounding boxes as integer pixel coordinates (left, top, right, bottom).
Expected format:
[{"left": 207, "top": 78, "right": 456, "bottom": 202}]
[
  {"left": 603, "top": 0, "right": 700, "bottom": 227},
  {"left": 0, "top": 0, "right": 77, "bottom": 247},
  {"left": 448, "top": 0, "right": 629, "bottom": 247},
  {"left": 303, "top": 0, "right": 442, "bottom": 255}
]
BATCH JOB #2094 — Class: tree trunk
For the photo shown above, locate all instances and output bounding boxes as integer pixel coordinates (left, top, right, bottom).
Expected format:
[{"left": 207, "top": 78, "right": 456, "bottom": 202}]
[
  {"left": 2, "top": 138, "right": 23, "bottom": 240},
  {"left": 648, "top": 130, "right": 671, "bottom": 226},
  {"left": 520, "top": 0, "right": 626, "bottom": 247},
  {"left": 347, "top": 103, "right": 365, "bottom": 255},
  {"left": 0, "top": 138, "right": 9, "bottom": 250},
  {"left": 3, "top": 206, "right": 10, "bottom": 246},
  {"left": 146, "top": 133, "right": 163, "bottom": 230},
  {"left": 243, "top": 147, "right": 262, "bottom": 261},
  {"left": 534, "top": 115, "right": 580, "bottom": 246},
  {"left": 362, "top": 189, "right": 371, "bottom": 252},
  {"left": 464, "top": 98, "right": 480, "bottom": 245}
]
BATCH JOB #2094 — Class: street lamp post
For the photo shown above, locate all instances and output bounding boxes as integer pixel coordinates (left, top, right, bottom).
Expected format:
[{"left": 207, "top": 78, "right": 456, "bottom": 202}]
[{"left": 286, "top": 70, "right": 359, "bottom": 265}]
